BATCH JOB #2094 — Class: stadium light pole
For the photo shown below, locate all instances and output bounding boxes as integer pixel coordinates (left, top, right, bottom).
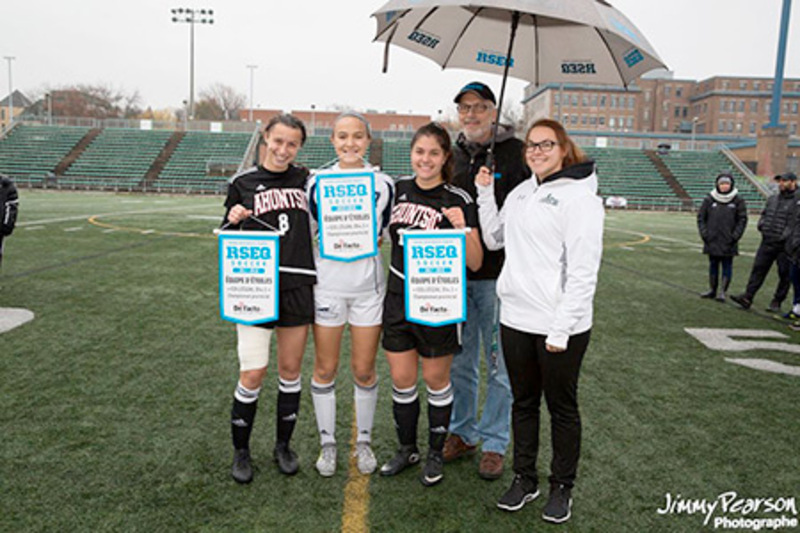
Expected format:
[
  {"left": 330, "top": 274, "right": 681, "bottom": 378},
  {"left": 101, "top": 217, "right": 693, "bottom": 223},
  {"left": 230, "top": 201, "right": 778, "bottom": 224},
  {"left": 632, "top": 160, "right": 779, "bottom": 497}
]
[
  {"left": 4, "top": 56, "right": 15, "bottom": 128},
  {"left": 171, "top": 8, "right": 214, "bottom": 121},
  {"left": 691, "top": 116, "right": 698, "bottom": 150},
  {"left": 311, "top": 104, "right": 316, "bottom": 135},
  {"left": 767, "top": 0, "right": 793, "bottom": 129},
  {"left": 247, "top": 64, "right": 257, "bottom": 122}
]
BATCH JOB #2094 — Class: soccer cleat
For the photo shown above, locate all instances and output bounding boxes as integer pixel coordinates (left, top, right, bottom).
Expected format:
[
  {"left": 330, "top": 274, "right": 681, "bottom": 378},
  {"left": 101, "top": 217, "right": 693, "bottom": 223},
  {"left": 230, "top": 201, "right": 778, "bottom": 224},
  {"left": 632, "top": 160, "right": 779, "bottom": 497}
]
[
  {"left": 420, "top": 450, "right": 444, "bottom": 487},
  {"left": 315, "top": 443, "right": 337, "bottom": 477},
  {"left": 730, "top": 294, "right": 752, "bottom": 310},
  {"left": 379, "top": 444, "right": 420, "bottom": 477},
  {"left": 231, "top": 448, "right": 253, "bottom": 484},
  {"left": 442, "top": 433, "right": 477, "bottom": 463},
  {"left": 273, "top": 441, "right": 299, "bottom": 476},
  {"left": 354, "top": 442, "right": 377, "bottom": 475},
  {"left": 542, "top": 484, "right": 573, "bottom": 524},
  {"left": 497, "top": 474, "right": 540, "bottom": 512},
  {"left": 699, "top": 289, "right": 716, "bottom": 299},
  {"left": 766, "top": 300, "right": 782, "bottom": 313}
]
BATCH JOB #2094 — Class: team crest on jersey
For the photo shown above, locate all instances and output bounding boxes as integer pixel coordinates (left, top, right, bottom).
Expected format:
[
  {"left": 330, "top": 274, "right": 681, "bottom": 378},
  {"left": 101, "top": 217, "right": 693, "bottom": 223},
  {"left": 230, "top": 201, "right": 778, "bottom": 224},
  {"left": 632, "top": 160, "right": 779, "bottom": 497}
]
[
  {"left": 253, "top": 189, "right": 308, "bottom": 216},
  {"left": 391, "top": 202, "right": 443, "bottom": 230}
]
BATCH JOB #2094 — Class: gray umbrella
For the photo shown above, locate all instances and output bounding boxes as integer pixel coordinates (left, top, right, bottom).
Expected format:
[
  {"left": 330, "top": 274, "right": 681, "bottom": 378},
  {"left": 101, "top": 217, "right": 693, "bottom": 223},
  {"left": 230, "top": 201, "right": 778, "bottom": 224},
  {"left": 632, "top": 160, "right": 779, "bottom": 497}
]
[{"left": 372, "top": 0, "right": 667, "bottom": 165}]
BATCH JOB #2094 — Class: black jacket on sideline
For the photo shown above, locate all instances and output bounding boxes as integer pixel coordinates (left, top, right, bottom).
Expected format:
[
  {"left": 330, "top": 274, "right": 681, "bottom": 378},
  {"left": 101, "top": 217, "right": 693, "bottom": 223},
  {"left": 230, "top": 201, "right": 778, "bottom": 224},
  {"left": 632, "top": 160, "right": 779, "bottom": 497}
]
[
  {"left": 1, "top": 175, "right": 19, "bottom": 237},
  {"left": 697, "top": 191, "right": 747, "bottom": 257},
  {"left": 452, "top": 126, "right": 531, "bottom": 280},
  {"left": 757, "top": 188, "right": 796, "bottom": 243}
]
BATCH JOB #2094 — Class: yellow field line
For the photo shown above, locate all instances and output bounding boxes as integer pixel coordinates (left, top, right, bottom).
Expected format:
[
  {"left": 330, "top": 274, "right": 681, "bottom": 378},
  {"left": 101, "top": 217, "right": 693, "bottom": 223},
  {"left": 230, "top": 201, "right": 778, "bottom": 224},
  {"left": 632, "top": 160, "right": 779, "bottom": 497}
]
[
  {"left": 341, "top": 412, "right": 370, "bottom": 533},
  {"left": 605, "top": 228, "right": 651, "bottom": 249},
  {"left": 87, "top": 215, "right": 213, "bottom": 239}
]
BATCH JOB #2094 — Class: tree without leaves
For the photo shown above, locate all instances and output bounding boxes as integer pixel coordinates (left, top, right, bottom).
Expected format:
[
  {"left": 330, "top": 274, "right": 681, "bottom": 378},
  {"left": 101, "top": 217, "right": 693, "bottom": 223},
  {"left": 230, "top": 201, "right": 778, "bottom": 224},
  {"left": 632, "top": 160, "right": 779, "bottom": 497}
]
[{"left": 194, "top": 83, "right": 246, "bottom": 121}]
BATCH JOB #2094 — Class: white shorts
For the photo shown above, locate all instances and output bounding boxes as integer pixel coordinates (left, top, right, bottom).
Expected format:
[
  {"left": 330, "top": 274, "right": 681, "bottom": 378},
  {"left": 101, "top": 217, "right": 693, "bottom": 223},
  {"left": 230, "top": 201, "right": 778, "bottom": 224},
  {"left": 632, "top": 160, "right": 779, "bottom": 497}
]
[{"left": 314, "top": 290, "right": 383, "bottom": 328}]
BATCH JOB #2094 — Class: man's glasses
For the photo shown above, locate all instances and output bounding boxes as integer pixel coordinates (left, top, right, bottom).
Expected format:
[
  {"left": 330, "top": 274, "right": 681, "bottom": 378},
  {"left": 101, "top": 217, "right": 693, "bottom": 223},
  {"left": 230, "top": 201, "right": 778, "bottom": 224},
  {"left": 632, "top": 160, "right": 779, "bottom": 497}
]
[
  {"left": 457, "top": 103, "right": 490, "bottom": 114},
  {"left": 525, "top": 140, "right": 558, "bottom": 153}
]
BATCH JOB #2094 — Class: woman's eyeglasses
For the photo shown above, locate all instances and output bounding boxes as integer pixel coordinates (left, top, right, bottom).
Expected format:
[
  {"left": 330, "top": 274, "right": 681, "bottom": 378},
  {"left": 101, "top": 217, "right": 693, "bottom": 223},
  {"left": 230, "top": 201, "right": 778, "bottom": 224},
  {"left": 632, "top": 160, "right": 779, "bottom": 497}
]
[{"left": 525, "top": 140, "right": 558, "bottom": 153}]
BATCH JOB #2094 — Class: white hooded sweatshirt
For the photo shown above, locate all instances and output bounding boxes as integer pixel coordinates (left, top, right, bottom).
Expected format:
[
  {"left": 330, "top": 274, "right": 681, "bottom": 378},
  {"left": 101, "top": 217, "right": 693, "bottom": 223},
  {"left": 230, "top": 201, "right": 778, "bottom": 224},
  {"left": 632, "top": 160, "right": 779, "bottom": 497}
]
[{"left": 477, "top": 161, "right": 604, "bottom": 349}]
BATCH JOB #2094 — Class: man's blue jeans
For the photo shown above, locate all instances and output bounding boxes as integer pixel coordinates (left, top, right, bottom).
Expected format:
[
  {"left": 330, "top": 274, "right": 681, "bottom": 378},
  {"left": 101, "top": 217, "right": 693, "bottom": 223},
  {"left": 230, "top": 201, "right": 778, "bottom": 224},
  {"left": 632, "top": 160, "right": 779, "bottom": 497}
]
[{"left": 449, "top": 279, "right": 512, "bottom": 454}]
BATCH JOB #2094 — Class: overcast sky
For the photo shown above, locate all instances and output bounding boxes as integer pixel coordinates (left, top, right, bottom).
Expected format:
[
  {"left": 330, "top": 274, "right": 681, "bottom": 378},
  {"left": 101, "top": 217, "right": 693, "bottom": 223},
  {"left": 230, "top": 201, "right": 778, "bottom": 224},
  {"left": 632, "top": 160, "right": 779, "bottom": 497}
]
[{"left": 1, "top": 0, "right": 799, "bottom": 119}]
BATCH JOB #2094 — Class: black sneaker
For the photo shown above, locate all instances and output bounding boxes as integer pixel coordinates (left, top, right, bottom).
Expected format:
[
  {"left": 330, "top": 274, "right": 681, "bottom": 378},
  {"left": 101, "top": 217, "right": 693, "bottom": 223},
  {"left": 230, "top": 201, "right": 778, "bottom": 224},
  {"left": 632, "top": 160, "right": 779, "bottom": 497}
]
[
  {"left": 497, "top": 474, "right": 540, "bottom": 512},
  {"left": 730, "top": 294, "right": 752, "bottom": 310},
  {"left": 231, "top": 448, "right": 253, "bottom": 484},
  {"left": 542, "top": 484, "right": 573, "bottom": 524},
  {"left": 379, "top": 445, "right": 420, "bottom": 477},
  {"left": 699, "top": 289, "right": 716, "bottom": 299},
  {"left": 420, "top": 450, "right": 444, "bottom": 487},
  {"left": 766, "top": 300, "right": 782, "bottom": 313},
  {"left": 273, "top": 442, "right": 299, "bottom": 476}
]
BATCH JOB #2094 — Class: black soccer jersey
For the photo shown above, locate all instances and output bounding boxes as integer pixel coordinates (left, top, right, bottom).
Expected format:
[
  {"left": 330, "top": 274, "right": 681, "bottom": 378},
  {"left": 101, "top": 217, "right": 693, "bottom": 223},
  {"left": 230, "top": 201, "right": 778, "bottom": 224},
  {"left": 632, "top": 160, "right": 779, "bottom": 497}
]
[
  {"left": 387, "top": 177, "right": 478, "bottom": 294},
  {"left": 223, "top": 164, "right": 316, "bottom": 290}
]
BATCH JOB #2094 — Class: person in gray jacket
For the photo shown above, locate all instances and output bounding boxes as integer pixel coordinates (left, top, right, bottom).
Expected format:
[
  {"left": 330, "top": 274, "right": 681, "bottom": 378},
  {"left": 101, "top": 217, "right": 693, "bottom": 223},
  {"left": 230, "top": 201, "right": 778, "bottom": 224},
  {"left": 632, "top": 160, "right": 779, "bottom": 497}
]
[
  {"left": 696, "top": 173, "right": 748, "bottom": 302},
  {"left": 731, "top": 172, "right": 797, "bottom": 311}
]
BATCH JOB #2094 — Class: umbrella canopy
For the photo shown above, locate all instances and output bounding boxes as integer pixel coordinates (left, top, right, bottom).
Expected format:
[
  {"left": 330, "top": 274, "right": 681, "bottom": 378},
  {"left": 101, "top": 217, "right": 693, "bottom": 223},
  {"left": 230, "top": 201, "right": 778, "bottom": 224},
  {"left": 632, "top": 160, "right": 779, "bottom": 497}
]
[{"left": 372, "top": 0, "right": 667, "bottom": 88}]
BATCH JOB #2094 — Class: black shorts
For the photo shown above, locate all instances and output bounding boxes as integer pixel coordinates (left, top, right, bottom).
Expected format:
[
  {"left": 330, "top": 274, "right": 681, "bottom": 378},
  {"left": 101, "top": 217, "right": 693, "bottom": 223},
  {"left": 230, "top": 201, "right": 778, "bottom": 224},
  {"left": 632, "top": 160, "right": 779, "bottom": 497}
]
[
  {"left": 254, "top": 284, "right": 314, "bottom": 329},
  {"left": 381, "top": 291, "right": 462, "bottom": 358}
]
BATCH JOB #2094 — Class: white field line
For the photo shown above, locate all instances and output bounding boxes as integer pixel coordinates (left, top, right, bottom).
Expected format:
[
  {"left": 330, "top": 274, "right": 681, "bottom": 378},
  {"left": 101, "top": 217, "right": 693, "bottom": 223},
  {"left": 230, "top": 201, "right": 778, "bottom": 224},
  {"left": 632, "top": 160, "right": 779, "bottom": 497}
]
[
  {"left": 64, "top": 227, "right": 84, "bottom": 232},
  {"left": 606, "top": 226, "right": 756, "bottom": 257},
  {"left": 17, "top": 203, "right": 220, "bottom": 227}
]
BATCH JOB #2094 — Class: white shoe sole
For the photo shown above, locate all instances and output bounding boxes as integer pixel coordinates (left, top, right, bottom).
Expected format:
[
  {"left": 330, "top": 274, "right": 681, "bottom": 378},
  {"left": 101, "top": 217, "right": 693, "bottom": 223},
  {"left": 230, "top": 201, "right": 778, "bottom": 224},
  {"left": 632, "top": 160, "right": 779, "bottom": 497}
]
[
  {"left": 542, "top": 499, "right": 572, "bottom": 523},
  {"left": 497, "top": 489, "right": 540, "bottom": 512}
]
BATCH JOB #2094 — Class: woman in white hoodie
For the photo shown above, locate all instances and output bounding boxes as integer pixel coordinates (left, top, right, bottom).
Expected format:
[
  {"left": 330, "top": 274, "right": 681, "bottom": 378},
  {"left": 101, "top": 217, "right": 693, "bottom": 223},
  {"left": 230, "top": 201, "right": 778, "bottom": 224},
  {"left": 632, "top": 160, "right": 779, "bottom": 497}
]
[{"left": 475, "top": 118, "right": 604, "bottom": 524}]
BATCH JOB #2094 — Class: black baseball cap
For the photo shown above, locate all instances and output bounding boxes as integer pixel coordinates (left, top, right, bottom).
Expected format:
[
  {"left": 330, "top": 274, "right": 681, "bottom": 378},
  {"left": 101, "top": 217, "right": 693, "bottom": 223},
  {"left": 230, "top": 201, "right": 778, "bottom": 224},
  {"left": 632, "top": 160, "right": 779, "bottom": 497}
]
[
  {"left": 454, "top": 82, "right": 496, "bottom": 105},
  {"left": 775, "top": 172, "right": 797, "bottom": 181}
]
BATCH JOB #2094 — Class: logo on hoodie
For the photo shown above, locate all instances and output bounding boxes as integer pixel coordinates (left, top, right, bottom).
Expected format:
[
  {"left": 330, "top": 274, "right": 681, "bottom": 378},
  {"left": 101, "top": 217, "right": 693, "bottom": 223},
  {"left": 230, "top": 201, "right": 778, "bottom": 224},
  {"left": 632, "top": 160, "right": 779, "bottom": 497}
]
[{"left": 540, "top": 193, "right": 559, "bottom": 207}]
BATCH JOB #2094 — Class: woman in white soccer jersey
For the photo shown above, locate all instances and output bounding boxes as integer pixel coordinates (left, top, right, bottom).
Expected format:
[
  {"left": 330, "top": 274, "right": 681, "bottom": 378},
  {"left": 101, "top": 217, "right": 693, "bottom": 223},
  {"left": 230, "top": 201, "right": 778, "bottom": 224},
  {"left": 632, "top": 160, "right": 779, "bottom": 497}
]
[
  {"left": 379, "top": 122, "right": 483, "bottom": 487},
  {"left": 223, "top": 114, "right": 317, "bottom": 483},
  {"left": 306, "top": 112, "right": 395, "bottom": 476}
]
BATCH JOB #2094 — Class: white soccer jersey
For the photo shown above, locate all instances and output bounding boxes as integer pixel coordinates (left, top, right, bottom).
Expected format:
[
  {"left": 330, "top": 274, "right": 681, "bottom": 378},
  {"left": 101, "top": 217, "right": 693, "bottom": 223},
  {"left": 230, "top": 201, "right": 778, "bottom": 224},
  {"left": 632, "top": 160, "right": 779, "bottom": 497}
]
[{"left": 307, "top": 164, "right": 395, "bottom": 297}]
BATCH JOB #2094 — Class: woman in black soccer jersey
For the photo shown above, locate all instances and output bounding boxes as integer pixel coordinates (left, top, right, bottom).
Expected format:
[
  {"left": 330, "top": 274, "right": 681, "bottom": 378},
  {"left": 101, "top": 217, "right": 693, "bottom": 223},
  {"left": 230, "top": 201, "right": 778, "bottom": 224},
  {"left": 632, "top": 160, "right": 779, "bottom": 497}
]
[
  {"left": 223, "top": 114, "right": 316, "bottom": 483},
  {"left": 379, "top": 122, "right": 483, "bottom": 486}
]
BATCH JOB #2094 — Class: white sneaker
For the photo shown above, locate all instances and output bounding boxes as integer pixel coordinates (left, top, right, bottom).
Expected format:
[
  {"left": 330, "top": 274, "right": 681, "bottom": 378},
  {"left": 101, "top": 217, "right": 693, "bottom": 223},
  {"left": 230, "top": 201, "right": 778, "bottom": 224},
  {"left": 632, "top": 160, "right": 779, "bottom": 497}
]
[
  {"left": 354, "top": 442, "right": 377, "bottom": 475},
  {"left": 315, "top": 444, "right": 337, "bottom": 477}
]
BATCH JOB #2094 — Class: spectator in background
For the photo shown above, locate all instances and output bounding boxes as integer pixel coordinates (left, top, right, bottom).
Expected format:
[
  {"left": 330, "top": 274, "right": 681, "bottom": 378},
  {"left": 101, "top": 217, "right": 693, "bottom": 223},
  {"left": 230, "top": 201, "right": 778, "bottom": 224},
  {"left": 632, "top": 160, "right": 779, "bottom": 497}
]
[
  {"left": 696, "top": 173, "right": 748, "bottom": 302},
  {"left": 731, "top": 172, "right": 797, "bottom": 311},
  {"left": 0, "top": 174, "right": 19, "bottom": 267}
]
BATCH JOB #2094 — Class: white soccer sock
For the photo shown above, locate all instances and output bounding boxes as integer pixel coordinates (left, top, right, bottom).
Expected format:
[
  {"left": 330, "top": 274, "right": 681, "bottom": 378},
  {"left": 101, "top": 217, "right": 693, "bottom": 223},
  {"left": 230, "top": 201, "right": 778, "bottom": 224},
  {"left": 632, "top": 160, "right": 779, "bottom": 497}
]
[
  {"left": 354, "top": 380, "right": 378, "bottom": 444},
  {"left": 311, "top": 378, "right": 336, "bottom": 447}
]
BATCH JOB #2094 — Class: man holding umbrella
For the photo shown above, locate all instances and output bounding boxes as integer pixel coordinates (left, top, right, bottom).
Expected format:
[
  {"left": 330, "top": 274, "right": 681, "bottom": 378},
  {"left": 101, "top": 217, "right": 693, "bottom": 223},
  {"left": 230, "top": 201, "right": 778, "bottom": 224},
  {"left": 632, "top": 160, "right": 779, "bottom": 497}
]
[{"left": 444, "top": 82, "right": 530, "bottom": 480}]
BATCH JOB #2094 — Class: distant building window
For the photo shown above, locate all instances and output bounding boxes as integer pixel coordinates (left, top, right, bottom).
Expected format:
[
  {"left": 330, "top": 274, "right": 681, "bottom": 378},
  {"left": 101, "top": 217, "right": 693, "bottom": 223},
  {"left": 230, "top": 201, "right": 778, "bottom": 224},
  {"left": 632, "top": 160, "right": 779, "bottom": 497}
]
[
  {"left": 563, "top": 114, "right": 569, "bottom": 123},
  {"left": 720, "top": 100, "right": 727, "bottom": 112},
  {"left": 738, "top": 100, "right": 745, "bottom": 112},
  {"left": 611, "top": 96, "right": 617, "bottom": 109},
  {"left": 736, "top": 122, "right": 742, "bottom": 132},
  {"left": 750, "top": 122, "right": 756, "bottom": 134},
  {"left": 609, "top": 117, "right": 615, "bottom": 128},
  {"left": 728, "top": 121, "right": 734, "bottom": 132},
  {"left": 583, "top": 95, "right": 589, "bottom": 107},
  {"left": 754, "top": 81, "right": 761, "bottom": 91},
  {"left": 571, "top": 115, "right": 578, "bottom": 125},
  {"left": 791, "top": 123, "right": 797, "bottom": 135},
  {"left": 627, "top": 117, "right": 633, "bottom": 128},
  {"left": 600, "top": 95, "right": 606, "bottom": 107},
  {"left": 682, "top": 107, "right": 688, "bottom": 118},
  {"left": 674, "top": 106, "right": 681, "bottom": 118},
  {"left": 740, "top": 81, "right": 747, "bottom": 90},
  {"left": 590, "top": 115, "right": 597, "bottom": 125},
  {"left": 723, "top": 80, "right": 730, "bottom": 90},
  {"left": 661, "top": 119, "right": 668, "bottom": 130},
  {"left": 718, "top": 119, "right": 725, "bottom": 132},
  {"left": 582, "top": 115, "right": 587, "bottom": 125},
  {"left": 644, "top": 91, "right": 651, "bottom": 103},
  {"left": 676, "top": 87, "right": 683, "bottom": 98},
  {"left": 554, "top": 93, "right": 560, "bottom": 105},
  {"left": 590, "top": 95, "right": 597, "bottom": 107},
  {"left": 644, "top": 109, "right": 650, "bottom": 120},
  {"left": 751, "top": 100, "right": 759, "bottom": 113},
  {"left": 793, "top": 102, "right": 799, "bottom": 114},
  {"left": 571, "top": 94, "right": 578, "bottom": 106},
  {"left": 664, "top": 85, "right": 671, "bottom": 97}
]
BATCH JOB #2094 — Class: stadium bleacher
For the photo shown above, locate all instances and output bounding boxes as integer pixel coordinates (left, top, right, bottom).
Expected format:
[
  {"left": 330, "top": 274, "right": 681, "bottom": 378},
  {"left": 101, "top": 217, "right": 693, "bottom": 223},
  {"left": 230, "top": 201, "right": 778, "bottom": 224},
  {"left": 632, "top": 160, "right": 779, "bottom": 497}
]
[
  {"left": 655, "top": 150, "right": 766, "bottom": 207},
  {"left": 0, "top": 124, "right": 90, "bottom": 184},
  {"left": 583, "top": 147, "right": 681, "bottom": 207},
  {"left": 155, "top": 131, "right": 252, "bottom": 192},
  {"left": 380, "top": 139, "right": 412, "bottom": 178},
  {"left": 62, "top": 128, "right": 173, "bottom": 188}
]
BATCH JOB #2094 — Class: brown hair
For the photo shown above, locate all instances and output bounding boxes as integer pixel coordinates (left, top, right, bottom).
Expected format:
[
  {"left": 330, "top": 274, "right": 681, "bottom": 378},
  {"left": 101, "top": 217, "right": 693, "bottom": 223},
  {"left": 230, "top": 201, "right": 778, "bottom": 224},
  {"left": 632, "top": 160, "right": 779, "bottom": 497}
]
[
  {"left": 525, "top": 118, "right": 587, "bottom": 169},
  {"left": 410, "top": 122, "right": 454, "bottom": 184}
]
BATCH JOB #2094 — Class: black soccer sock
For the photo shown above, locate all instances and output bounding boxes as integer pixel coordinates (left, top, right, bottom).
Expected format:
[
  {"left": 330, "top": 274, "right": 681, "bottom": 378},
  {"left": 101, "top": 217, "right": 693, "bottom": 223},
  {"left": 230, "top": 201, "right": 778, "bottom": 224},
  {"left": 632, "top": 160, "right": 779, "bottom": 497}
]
[
  {"left": 276, "top": 376, "right": 301, "bottom": 445},
  {"left": 427, "top": 383, "right": 453, "bottom": 452},
  {"left": 231, "top": 381, "right": 261, "bottom": 450},
  {"left": 392, "top": 384, "right": 420, "bottom": 447}
]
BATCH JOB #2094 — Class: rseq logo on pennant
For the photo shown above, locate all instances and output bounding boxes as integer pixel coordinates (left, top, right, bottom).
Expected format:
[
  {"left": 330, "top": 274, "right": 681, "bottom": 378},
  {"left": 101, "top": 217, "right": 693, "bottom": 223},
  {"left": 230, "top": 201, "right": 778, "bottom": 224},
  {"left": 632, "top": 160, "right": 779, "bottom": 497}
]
[{"left": 476, "top": 51, "right": 514, "bottom": 68}]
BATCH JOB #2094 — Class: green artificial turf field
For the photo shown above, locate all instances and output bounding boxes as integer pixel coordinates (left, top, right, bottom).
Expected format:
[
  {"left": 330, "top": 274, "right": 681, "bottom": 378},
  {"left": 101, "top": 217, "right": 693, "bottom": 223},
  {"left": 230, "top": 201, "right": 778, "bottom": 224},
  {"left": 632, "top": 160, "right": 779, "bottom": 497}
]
[{"left": 1, "top": 190, "right": 798, "bottom": 532}]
